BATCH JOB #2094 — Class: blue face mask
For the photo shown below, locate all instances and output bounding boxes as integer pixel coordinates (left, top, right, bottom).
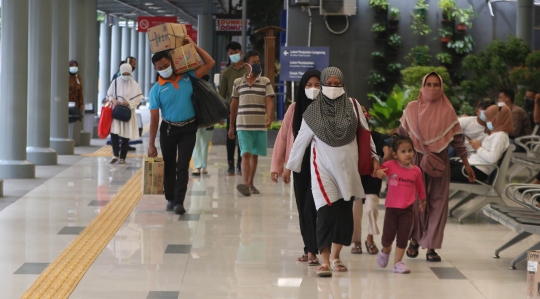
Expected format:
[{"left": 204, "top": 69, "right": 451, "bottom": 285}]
[
  {"left": 487, "top": 121, "right": 494, "bottom": 131},
  {"left": 479, "top": 110, "right": 487, "bottom": 122},
  {"left": 230, "top": 53, "right": 241, "bottom": 63}
]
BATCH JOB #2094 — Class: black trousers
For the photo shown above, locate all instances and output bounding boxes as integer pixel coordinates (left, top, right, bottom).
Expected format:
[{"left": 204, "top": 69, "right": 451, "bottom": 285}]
[
  {"left": 159, "top": 121, "right": 197, "bottom": 206},
  {"left": 110, "top": 133, "right": 129, "bottom": 160},
  {"left": 450, "top": 160, "right": 489, "bottom": 183},
  {"left": 293, "top": 148, "right": 318, "bottom": 255},
  {"left": 226, "top": 117, "right": 242, "bottom": 166}
]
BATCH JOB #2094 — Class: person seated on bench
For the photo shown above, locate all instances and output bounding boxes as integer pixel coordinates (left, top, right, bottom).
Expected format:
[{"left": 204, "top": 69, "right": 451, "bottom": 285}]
[{"left": 450, "top": 105, "right": 514, "bottom": 183}]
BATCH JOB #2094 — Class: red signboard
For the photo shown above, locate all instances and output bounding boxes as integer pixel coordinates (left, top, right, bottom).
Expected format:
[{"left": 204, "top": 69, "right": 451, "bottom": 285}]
[
  {"left": 185, "top": 24, "right": 198, "bottom": 44},
  {"left": 137, "top": 16, "right": 178, "bottom": 32}
]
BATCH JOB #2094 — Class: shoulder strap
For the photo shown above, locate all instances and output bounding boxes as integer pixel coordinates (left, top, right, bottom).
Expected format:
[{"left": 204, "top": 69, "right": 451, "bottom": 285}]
[{"left": 115, "top": 78, "right": 117, "bottom": 99}]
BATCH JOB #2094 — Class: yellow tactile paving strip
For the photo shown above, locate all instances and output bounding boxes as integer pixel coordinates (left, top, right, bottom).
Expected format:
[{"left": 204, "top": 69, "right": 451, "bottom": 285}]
[
  {"left": 80, "top": 145, "right": 146, "bottom": 158},
  {"left": 20, "top": 169, "right": 143, "bottom": 299}
]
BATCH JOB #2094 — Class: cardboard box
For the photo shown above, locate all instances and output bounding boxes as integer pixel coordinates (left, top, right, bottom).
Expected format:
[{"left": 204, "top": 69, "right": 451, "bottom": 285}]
[
  {"left": 528, "top": 250, "right": 540, "bottom": 298},
  {"left": 142, "top": 157, "right": 164, "bottom": 194},
  {"left": 148, "top": 23, "right": 188, "bottom": 53},
  {"left": 170, "top": 43, "right": 202, "bottom": 74}
]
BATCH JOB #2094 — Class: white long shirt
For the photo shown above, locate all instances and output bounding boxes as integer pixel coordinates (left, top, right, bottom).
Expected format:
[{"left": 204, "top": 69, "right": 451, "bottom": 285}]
[
  {"left": 467, "top": 131, "right": 509, "bottom": 175},
  {"left": 286, "top": 101, "right": 377, "bottom": 210},
  {"left": 459, "top": 116, "right": 488, "bottom": 155}
]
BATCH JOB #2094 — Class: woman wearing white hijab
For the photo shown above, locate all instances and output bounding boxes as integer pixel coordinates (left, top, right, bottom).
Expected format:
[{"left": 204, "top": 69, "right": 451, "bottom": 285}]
[{"left": 107, "top": 63, "right": 143, "bottom": 164}]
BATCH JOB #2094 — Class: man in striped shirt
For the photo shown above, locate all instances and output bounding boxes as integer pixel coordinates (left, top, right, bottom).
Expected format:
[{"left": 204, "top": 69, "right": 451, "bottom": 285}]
[{"left": 228, "top": 51, "right": 274, "bottom": 196}]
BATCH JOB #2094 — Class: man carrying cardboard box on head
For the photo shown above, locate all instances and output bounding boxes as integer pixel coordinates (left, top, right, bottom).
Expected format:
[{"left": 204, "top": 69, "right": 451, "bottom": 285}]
[{"left": 147, "top": 36, "right": 215, "bottom": 215}]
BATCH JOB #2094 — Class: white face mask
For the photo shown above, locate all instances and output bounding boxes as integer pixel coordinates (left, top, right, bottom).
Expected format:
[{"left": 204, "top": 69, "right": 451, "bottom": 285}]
[
  {"left": 321, "top": 86, "right": 345, "bottom": 100},
  {"left": 305, "top": 88, "right": 320, "bottom": 100},
  {"left": 69, "top": 66, "right": 78, "bottom": 74},
  {"left": 158, "top": 66, "right": 173, "bottom": 78},
  {"left": 497, "top": 101, "right": 506, "bottom": 107},
  {"left": 121, "top": 75, "right": 131, "bottom": 81}
]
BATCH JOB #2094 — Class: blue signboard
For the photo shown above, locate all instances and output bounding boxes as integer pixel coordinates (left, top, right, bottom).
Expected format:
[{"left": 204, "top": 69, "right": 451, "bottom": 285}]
[{"left": 279, "top": 47, "right": 329, "bottom": 82}]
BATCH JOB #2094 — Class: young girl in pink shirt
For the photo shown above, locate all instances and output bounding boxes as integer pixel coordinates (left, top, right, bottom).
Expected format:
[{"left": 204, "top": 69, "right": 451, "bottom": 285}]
[{"left": 375, "top": 136, "right": 426, "bottom": 274}]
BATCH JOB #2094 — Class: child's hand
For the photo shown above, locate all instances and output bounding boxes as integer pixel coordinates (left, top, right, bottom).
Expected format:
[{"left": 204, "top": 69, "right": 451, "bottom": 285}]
[
  {"left": 418, "top": 200, "right": 426, "bottom": 212},
  {"left": 375, "top": 168, "right": 387, "bottom": 179},
  {"left": 282, "top": 169, "right": 292, "bottom": 185}
]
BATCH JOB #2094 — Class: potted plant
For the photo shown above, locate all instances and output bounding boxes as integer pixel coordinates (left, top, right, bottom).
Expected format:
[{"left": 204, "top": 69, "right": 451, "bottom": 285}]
[
  {"left": 389, "top": 7, "right": 401, "bottom": 27},
  {"left": 438, "top": 27, "right": 453, "bottom": 43},
  {"left": 387, "top": 63, "right": 403, "bottom": 79},
  {"left": 387, "top": 34, "right": 401, "bottom": 54},
  {"left": 371, "top": 51, "right": 386, "bottom": 64},
  {"left": 453, "top": 5, "right": 476, "bottom": 32},
  {"left": 411, "top": 0, "right": 431, "bottom": 36},
  {"left": 369, "top": 0, "right": 389, "bottom": 15},
  {"left": 438, "top": 0, "right": 457, "bottom": 21},
  {"left": 367, "top": 71, "right": 386, "bottom": 89},
  {"left": 447, "top": 35, "right": 475, "bottom": 56},
  {"left": 404, "top": 45, "right": 432, "bottom": 66},
  {"left": 367, "top": 85, "right": 409, "bottom": 131},
  {"left": 371, "top": 23, "right": 387, "bottom": 39},
  {"left": 436, "top": 52, "right": 453, "bottom": 66}
]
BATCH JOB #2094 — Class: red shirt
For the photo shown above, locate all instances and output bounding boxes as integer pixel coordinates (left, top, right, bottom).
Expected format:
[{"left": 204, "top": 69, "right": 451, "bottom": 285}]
[{"left": 382, "top": 160, "right": 426, "bottom": 209}]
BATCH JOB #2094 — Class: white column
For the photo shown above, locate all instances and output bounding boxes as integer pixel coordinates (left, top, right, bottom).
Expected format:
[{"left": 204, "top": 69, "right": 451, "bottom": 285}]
[
  {"left": 98, "top": 21, "right": 111, "bottom": 112},
  {"left": 83, "top": 0, "right": 98, "bottom": 138},
  {"left": 121, "top": 26, "right": 131, "bottom": 61},
  {"left": 145, "top": 38, "right": 153, "bottom": 99},
  {"left": 27, "top": 0, "right": 57, "bottom": 165},
  {"left": 50, "top": 0, "right": 75, "bottom": 155},
  {"left": 517, "top": 0, "right": 534, "bottom": 49},
  {"left": 138, "top": 31, "right": 146, "bottom": 97},
  {"left": 130, "top": 27, "right": 139, "bottom": 81},
  {"left": 110, "top": 25, "right": 122, "bottom": 79},
  {"left": 0, "top": 0, "right": 35, "bottom": 178}
]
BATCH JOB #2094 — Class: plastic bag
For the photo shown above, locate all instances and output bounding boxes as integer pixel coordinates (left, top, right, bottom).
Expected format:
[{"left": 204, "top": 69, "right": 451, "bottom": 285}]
[
  {"left": 98, "top": 102, "right": 113, "bottom": 139},
  {"left": 189, "top": 74, "right": 230, "bottom": 128}
]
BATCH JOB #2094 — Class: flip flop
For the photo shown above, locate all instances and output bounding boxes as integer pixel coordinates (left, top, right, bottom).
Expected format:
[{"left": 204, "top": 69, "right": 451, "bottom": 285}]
[
  {"left": 406, "top": 241, "right": 420, "bottom": 258},
  {"left": 249, "top": 185, "right": 260, "bottom": 194},
  {"left": 426, "top": 251, "right": 442, "bottom": 262},
  {"left": 297, "top": 254, "right": 308, "bottom": 262},
  {"left": 330, "top": 259, "right": 347, "bottom": 272},
  {"left": 236, "top": 184, "right": 251, "bottom": 196},
  {"left": 317, "top": 264, "right": 332, "bottom": 277},
  {"left": 365, "top": 241, "right": 379, "bottom": 255},
  {"left": 308, "top": 258, "right": 320, "bottom": 266},
  {"left": 351, "top": 246, "right": 363, "bottom": 254},
  {"left": 201, "top": 169, "right": 208, "bottom": 175}
]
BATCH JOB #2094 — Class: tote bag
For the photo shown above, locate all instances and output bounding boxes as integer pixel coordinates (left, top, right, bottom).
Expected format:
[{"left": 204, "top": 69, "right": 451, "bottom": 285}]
[
  {"left": 351, "top": 99, "right": 374, "bottom": 175},
  {"left": 189, "top": 74, "right": 230, "bottom": 128},
  {"left": 98, "top": 102, "right": 113, "bottom": 139}
]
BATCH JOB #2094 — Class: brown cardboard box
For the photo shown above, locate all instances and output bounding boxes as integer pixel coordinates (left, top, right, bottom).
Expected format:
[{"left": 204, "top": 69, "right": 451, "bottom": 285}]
[
  {"left": 142, "top": 157, "right": 164, "bottom": 194},
  {"left": 170, "top": 43, "right": 202, "bottom": 74},
  {"left": 527, "top": 250, "right": 540, "bottom": 298},
  {"left": 148, "top": 23, "right": 188, "bottom": 53}
]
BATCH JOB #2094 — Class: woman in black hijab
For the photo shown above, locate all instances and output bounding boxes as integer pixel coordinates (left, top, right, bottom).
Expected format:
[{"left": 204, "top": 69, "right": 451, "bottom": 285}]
[{"left": 271, "top": 70, "right": 321, "bottom": 265}]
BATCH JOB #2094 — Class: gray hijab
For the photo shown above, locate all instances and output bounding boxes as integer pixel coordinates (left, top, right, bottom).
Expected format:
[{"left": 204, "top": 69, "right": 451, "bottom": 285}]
[{"left": 302, "top": 67, "right": 357, "bottom": 147}]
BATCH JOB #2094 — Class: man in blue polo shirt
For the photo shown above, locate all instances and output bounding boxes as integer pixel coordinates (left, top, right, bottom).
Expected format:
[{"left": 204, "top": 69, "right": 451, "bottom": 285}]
[{"left": 148, "top": 36, "right": 215, "bottom": 215}]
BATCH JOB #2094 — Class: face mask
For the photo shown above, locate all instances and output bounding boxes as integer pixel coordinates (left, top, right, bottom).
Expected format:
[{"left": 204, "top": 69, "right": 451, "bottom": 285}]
[
  {"left": 131, "top": 66, "right": 136, "bottom": 72},
  {"left": 525, "top": 98, "right": 534, "bottom": 107},
  {"left": 305, "top": 88, "right": 320, "bottom": 100},
  {"left": 497, "top": 101, "right": 506, "bottom": 107},
  {"left": 321, "top": 86, "right": 345, "bottom": 100},
  {"left": 420, "top": 88, "right": 443, "bottom": 102},
  {"left": 250, "top": 64, "right": 262, "bottom": 75},
  {"left": 479, "top": 110, "right": 487, "bottom": 122},
  {"left": 230, "top": 54, "right": 241, "bottom": 63},
  {"left": 121, "top": 75, "right": 131, "bottom": 81},
  {"left": 69, "top": 66, "right": 78, "bottom": 74},
  {"left": 487, "top": 121, "right": 494, "bottom": 131},
  {"left": 158, "top": 66, "right": 173, "bottom": 78}
]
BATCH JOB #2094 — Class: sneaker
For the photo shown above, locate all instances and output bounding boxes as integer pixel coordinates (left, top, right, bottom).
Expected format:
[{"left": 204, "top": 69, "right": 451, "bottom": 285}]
[
  {"left": 392, "top": 261, "right": 411, "bottom": 274},
  {"left": 127, "top": 146, "right": 136, "bottom": 151},
  {"left": 236, "top": 166, "right": 242, "bottom": 175},
  {"left": 174, "top": 204, "right": 186, "bottom": 215},
  {"left": 119, "top": 159, "right": 126, "bottom": 164},
  {"left": 109, "top": 157, "right": 118, "bottom": 164},
  {"left": 166, "top": 201, "right": 174, "bottom": 211},
  {"left": 377, "top": 251, "right": 390, "bottom": 268}
]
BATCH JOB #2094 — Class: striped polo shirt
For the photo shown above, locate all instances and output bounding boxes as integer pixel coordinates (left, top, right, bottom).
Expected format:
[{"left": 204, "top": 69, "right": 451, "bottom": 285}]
[{"left": 231, "top": 75, "right": 275, "bottom": 131}]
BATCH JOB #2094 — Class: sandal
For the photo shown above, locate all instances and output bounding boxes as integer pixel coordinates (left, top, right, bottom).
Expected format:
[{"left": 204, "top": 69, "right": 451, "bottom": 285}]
[
  {"left": 377, "top": 251, "right": 389, "bottom": 268},
  {"left": 236, "top": 184, "right": 251, "bottom": 197},
  {"left": 330, "top": 259, "right": 347, "bottom": 272},
  {"left": 406, "top": 241, "right": 420, "bottom": 258},
  {"left": 365, "top": 241, "right": 379, "bottom": 255},
  {"left": 192, "top": 169, "right": 201, "bottom": 176},
  {"left": 201, "top": 168, "right": 208, "bottom": 175},
  {"left": 351, "top": 246, "right": 363, "bottom": 254},
  {"left": 317, "top": 264, "right": 332, "bottom": 277},
  {"left": 392, "top": 261, "right": 411, "bottom": 274},
  {"left": 308, "top": 258, "right": 320, "bottom": 266},
  {"left": 296, "top": 254, "right": 308, "bottom": 262},
  {"left": 426, "top": 251, "right": 442, "bottom": 262},
  {"left": 249, "top": 185, "right": 260, "bottom": 194},
  {"left": 109, "top": 157, "right": 118, "bottom": 164}
]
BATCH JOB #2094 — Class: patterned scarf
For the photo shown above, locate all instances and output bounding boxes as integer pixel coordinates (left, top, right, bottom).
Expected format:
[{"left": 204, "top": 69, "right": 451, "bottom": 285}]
[{"left": 302, "top": 67, "right": 357, "bottom": 147}]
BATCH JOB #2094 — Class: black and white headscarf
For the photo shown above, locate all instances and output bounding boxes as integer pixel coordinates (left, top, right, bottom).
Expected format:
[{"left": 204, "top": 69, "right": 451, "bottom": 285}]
[{"left": 302, "top": 67, "right": 357, "bottom": 147}]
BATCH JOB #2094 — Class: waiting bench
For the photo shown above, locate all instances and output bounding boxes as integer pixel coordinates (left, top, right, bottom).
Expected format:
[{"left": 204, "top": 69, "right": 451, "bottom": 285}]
[{"left": 483, "top": 183, "right": 540, "bottom": 269}]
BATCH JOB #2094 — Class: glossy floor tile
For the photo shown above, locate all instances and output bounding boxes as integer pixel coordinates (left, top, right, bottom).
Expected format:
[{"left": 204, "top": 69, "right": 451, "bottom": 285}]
[{"left": 0, "top": 135, "right": 536, "bottom": 298}]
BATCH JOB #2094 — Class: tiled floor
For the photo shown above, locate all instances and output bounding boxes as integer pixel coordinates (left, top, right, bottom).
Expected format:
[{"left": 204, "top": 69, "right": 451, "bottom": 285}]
[{"left": 0, "top": 139, "right": 537, "bottom": 298}]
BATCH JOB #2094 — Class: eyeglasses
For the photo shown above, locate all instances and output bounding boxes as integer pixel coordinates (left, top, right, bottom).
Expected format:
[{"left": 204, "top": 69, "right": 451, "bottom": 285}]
[{"left": 323, "top": 83, "right": 343, "bottom": 87}]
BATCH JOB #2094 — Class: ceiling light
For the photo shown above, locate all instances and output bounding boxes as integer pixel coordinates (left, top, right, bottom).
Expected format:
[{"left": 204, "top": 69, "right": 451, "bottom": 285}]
[
  {"left": 149, "top": 6, "right": 161, "bottom": 9},
  {"left": 165, "top": 14, "right": 175, "bottom": 16},
  {"left": 157, "top": 10, "right": 166, "bottom": 12},
  {"left": 144, "top": 2, "right": 154, "bottom": 5}
]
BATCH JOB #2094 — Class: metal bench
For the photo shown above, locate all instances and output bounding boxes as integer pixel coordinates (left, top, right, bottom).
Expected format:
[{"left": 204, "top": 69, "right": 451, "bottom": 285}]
[
  {"left": 509, "top": 125, "right": 540, "bottom": 182},
  {"left": 482, "top": 183, "right": 540, "bottom": 269},
  {"left": 448, "top": 144, "right": 516, "bottom": 223}
]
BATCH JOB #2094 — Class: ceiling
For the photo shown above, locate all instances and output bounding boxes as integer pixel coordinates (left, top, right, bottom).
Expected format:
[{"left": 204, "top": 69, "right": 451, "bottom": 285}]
[{"left": 96, "top": 0, "right": 235, "bottom": 25}]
